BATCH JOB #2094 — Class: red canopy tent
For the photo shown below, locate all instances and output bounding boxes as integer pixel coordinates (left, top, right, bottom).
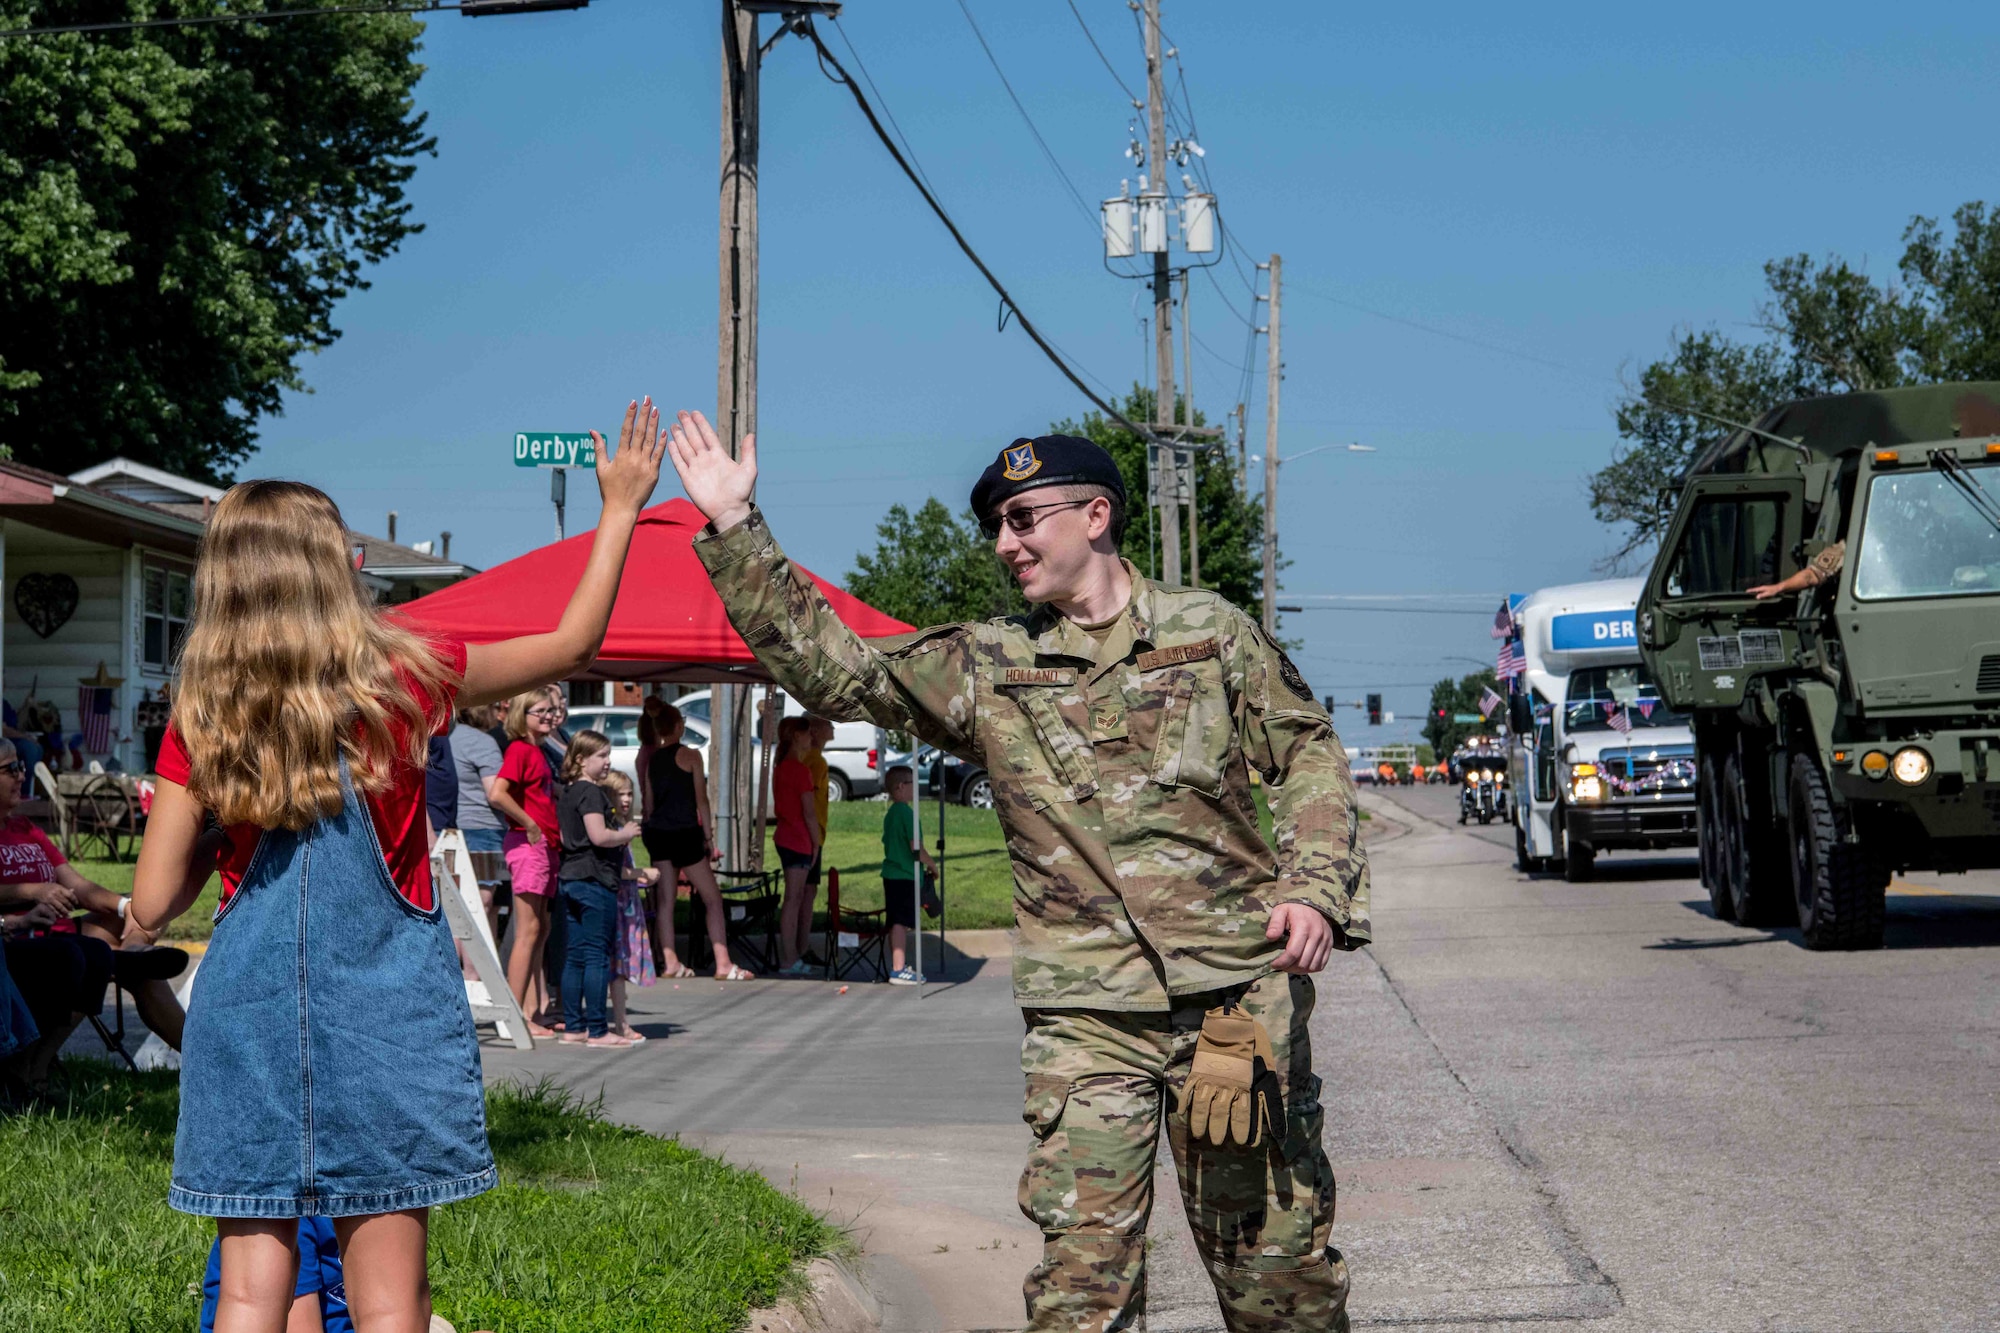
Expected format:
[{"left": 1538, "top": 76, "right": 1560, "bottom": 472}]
[{"left": 395, "top": 498, "right": 912, "bottom": 683}]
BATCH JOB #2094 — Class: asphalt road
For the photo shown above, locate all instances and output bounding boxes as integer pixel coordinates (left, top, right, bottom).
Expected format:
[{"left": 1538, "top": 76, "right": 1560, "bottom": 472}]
[{"left": 474, "top": 784, "right": 2000, "bottom": 1330}]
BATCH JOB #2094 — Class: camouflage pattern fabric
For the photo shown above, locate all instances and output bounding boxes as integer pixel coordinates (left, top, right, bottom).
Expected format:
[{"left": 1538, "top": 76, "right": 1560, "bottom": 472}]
[
  {"left": 1019, "top": 972, "right": 1348, "bottom": 1332},
  {"left": 694, "top": 507, "right": 1370, "bottom": 1011}
]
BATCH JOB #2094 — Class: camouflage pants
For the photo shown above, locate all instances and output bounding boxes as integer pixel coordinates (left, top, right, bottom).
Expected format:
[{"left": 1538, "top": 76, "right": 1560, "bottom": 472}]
[{"left": 1018, "top": 972, "right": 1348, "bottom": 1333}]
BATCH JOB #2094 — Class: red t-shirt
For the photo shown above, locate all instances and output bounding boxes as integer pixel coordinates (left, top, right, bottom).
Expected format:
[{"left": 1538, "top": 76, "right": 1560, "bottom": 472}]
[
  {"left": 496, "top": 741, "right": 559, "bottom": 843},
  {"left": 773, "top": 757, "right": 815, "bottom": 855},
  {"left": 0, "top": 816, "right": 74, "bottom": 933},
  {"left": 155, "top": 638, "right": 465, "bottom": 913}
]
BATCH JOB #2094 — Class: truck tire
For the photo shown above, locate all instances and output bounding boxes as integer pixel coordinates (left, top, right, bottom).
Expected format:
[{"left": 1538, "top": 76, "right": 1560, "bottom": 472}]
[
  {"left": 1723, "top": 754, "right": 1788, "bottom": 926},
  {"left": 1698, "top": 755, "right": 1735, "bottom": 921},
  {"left": 1565, "top": 841, "right": 1595, "bottom": 882},
  {"left": 1788, "top": 754, "right": 1887, "bottom": 951}
]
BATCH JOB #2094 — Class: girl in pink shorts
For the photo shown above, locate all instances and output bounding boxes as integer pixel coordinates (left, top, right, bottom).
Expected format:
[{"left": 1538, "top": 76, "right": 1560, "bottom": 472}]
[{"left": 490, "top": 687, "right": 564, "bottom": 1036}]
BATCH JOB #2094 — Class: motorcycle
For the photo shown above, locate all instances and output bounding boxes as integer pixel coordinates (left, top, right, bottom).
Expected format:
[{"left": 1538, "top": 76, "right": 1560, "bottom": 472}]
[{"left": 1458, "top": 755, "right": 1508, "bottom": 825}]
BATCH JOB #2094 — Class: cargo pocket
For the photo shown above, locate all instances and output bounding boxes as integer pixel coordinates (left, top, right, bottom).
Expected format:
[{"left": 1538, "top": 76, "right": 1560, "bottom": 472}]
[
  {"left": 1262, "top": 1073, "right": 1335, "bottom": 1258},
  {"left": 1149, "top": 662, "right": 1231, "bottom": 797},
  {"left": 1018, "top": 1074, "right": 1079, "bottom": 1232}
]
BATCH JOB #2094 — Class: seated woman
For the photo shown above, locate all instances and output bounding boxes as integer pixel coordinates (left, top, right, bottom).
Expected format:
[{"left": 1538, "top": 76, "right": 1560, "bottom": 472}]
[{"left": 0, "top": 739, "right": 193, "bottom": 1086}]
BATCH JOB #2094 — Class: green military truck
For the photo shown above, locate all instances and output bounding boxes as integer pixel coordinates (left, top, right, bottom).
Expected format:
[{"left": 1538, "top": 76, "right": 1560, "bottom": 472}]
[{"left": 1636, "top": 382, "right": 2000, "bottom": 949}]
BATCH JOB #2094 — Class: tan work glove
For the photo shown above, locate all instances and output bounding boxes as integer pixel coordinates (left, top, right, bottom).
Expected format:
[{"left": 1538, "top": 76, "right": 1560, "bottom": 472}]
[{"left": 1185, "top": 1004, "right": 1283, "bottom": 1148}]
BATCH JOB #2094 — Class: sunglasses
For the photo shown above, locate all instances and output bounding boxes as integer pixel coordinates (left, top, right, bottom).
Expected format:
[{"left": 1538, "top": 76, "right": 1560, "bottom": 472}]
[
  {"left": 0, "top": 761, "right": 25, "bottom": 777},
  {"left": 979, "top": 498, "right": 1091, "bottom": 540}
]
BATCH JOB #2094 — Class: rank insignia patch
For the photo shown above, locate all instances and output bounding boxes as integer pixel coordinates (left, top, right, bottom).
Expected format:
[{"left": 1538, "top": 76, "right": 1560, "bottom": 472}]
[{"left": 1002, "top": 440, "right": 1042, "bottom": 481}]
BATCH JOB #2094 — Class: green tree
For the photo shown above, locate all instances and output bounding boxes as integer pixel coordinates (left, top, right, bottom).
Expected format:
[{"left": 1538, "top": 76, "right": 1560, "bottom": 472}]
[
  {"left": 1423, "top": 669, "right": 1501, "bottom": 758},
  {"left": 1591, "top": 202, "right": 2000, "bottom": 567},
  {"left": 0, "top": 4, "right": 434, "bottom": 481},
  {"left": 845, "top": 497, "right": 1028, "bottom": 628},
  {"left": 1050, "top": 387, "right": 1272, "bottom": 622}
]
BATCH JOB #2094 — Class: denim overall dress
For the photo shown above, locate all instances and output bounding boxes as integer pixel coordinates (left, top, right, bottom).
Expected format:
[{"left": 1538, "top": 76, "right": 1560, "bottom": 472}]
[{"left": 169, "top": 764, "right": 497, "bottom": 1218}]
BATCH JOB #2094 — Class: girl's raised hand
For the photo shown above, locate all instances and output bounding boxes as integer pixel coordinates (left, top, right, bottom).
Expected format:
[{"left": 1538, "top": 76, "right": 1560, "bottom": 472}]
[
  {"left": 665, "top": 410, "right": 756, "bottom": 531},
  {"left": 593, "top": 398, "right": 666, "bottom": 518}
]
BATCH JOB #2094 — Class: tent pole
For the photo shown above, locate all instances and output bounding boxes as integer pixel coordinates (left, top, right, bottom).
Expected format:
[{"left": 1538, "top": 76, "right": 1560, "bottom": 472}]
[{"left": 936, "top": 754, "right": 947, "bottom": 979}]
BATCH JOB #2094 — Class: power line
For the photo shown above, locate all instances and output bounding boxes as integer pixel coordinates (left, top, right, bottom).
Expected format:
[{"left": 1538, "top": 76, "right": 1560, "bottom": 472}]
[
  {"left": 953, "top": 0, "right": 1099, "bottom": 230},
  {"left": 1064, "top": 0, "right": 1139, "bottom": 104},
  {"left": 825, "top": 16, "right": 943, "bottom": 206},
  {"left": 1288, "top": 280, "right": 1611, "bottom": 386},
  {"left": 804, "top": 20, "right": 1165, "bottom": 445}
]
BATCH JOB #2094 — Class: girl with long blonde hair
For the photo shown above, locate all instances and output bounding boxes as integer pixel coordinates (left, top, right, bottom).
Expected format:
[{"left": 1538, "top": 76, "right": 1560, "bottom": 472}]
[{"left": 133, "top": 400, "right": 666, "bottom": 1333}]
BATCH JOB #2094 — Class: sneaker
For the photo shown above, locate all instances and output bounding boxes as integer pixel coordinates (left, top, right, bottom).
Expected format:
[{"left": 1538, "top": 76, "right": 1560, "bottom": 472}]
[{"left": 888, "top": 967, "right": 919, "bottom": 986}]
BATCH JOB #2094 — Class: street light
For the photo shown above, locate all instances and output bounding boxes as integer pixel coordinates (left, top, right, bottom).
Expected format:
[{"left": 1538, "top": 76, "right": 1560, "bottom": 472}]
[{"left": 1249, "top": 442, "right": 1377, "bottom": 466}]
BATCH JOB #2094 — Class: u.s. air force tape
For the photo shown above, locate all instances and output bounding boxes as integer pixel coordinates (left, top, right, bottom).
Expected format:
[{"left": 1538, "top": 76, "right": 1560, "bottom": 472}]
[{"left": 1135, "top": 637, "right": 1218, "bottom": 672}]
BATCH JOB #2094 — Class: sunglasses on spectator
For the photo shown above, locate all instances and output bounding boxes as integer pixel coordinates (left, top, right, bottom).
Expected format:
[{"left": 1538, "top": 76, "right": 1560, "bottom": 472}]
[
  {"left": 0, "top": 761, "right": 25, "bottom": 776},
  {"left": 979, "top": 499, "right": 1091, "bottom": 540}
]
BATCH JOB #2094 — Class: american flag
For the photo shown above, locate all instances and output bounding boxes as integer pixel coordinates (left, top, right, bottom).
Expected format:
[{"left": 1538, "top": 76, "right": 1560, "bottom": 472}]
[
  {"left": 1606, "top": 706, "right": 1634, "bottom": 735},
  {"left": 1637, "top": 700, "right": 1656, "bottom": 719},
  {"left": 1497, "top": 641, "right": 1525, "bottom": 679},
  {"left": 1491, "top": 600, "right": 1515, "bottom": 640},
  {"left": 1478, "top": 685, "right": 1504, "bottom": 718},
  {"left": 79, "top": 686, "right": 115, "bottom": 753}
]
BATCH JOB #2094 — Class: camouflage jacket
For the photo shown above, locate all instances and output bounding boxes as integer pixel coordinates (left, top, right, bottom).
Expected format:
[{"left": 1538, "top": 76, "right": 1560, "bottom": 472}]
[{"left": 694, "top": 507, "right": 1370, "bottom": 1011}]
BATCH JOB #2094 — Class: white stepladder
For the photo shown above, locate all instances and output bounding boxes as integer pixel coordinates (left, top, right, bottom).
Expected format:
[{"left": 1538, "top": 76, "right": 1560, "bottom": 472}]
[{"left": 432, "top": 828, "right": 534, "bottom": 1050}]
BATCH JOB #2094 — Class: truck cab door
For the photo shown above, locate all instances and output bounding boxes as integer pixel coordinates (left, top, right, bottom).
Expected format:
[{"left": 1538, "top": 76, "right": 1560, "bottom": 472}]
[{"left": 1639, "top": 474, "right": 1806, "bottom": 711}]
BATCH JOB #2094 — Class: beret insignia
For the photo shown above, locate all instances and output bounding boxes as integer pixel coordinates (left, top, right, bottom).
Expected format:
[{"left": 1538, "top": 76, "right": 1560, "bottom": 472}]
[{"left": 1002, "top": 441, "right": 1042, "bottom": 481}]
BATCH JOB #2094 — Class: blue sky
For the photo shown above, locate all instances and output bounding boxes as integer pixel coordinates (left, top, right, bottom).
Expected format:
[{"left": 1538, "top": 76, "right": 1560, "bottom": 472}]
[{"left": 250, "top": 0, "right": 1999, "bottom": 745}]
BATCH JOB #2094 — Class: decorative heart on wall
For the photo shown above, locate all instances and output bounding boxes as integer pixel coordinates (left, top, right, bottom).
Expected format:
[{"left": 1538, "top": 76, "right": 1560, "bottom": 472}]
[{"left": 15, "top": 572, "right": 80, "bottom": 639}]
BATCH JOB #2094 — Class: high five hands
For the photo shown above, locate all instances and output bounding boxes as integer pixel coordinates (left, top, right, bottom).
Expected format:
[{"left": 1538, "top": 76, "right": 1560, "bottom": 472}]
[
  {"left": 665, "top": 410, "right": 757, "bottom": 532},
  {"left": 591, "top": 397, "right": 668, "bottom": 517}
]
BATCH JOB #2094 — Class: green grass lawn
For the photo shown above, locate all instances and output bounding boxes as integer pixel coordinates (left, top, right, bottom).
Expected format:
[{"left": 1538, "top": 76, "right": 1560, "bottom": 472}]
[{"left": 0, "top": 1065, "right": 834, "bottom": 1333}]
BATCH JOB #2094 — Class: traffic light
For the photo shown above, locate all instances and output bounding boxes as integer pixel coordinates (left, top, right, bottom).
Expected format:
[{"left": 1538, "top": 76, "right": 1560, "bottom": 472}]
[{"left": 1366, "top": 693, "right": 1383, "bottom": 725}]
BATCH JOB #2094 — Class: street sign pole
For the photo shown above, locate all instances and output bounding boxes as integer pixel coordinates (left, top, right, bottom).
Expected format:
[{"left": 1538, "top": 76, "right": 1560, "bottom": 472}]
[{"left": 551, "top": 466, "right": 566, "bottom": 541}]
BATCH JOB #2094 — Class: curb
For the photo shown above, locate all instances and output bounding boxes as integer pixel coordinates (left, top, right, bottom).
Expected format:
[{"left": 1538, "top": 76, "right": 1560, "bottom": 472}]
[{"left": 744, "top": 1257, "right": 882, "bottom": 1333}]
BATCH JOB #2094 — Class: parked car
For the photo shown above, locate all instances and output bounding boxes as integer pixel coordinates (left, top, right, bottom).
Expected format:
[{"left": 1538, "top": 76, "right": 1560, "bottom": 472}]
[
  {"left": 666, "top": 689, "right": 882, "bottom": 801},
  {"left": 886, "top": 744, "right": 994, "bottom": 810}
]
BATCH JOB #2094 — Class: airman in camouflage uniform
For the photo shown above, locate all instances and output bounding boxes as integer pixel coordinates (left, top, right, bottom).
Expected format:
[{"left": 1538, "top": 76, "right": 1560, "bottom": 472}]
[{"left": 670, "top": 413, "right": 1368, "bottom": 1332}]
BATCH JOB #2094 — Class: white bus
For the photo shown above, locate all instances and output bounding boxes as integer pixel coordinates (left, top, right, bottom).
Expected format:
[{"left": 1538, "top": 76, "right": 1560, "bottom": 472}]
[{"left": 1505, "top": 578, "right": 1698, "bottom": 880}]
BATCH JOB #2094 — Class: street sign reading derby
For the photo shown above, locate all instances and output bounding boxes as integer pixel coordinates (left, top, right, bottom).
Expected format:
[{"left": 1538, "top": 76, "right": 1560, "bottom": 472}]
[{"left": 514, "top": 432, "right": 597, "bottom": 468}]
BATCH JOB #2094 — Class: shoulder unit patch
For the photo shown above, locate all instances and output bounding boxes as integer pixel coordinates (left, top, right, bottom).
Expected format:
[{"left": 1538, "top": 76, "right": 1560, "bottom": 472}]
[{"left": 1276, "top": 649, "right": 1314, "bottom": 702}]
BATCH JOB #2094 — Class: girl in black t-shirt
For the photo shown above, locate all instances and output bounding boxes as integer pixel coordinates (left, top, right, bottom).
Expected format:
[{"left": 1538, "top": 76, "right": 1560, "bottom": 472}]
[{"left": 556, "top": 731, "right": 640, "bottom": 1048}]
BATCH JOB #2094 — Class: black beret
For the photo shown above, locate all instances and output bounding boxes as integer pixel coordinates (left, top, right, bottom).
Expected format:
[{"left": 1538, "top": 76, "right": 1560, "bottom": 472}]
[{"left": 969, "top": 434, "right": 1126, "bottom": 519}]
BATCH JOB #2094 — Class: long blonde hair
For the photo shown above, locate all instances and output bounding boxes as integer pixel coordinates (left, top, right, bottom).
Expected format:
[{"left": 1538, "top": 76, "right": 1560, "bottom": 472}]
[
  {"left": 504, "top": 687, "right": 560, "bottom": 743},
  {"left": 175, "top": 481, "right": 461, "bottom": 830}
]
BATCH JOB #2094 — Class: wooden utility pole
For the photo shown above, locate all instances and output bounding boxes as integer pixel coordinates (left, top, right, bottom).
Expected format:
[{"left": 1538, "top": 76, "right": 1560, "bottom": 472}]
[
  {"left": 712, "top": 0, "right": 760, "bottom": 872},
  {"left": 1261, "top": 253, "right": 1282, "bottom": 636},
  {"left": 1183, "top": 267, "right": 1197, "bottom": 587},
  {"left": 1143, "top": 0, "right": 1180, "bottom": 586}
]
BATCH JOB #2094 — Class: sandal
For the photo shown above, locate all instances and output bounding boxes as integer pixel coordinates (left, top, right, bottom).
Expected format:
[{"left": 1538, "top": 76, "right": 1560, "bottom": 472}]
[
  {"left": 614, "top": 1026, "right": 648, "bottom": 1044},
  {"left": 715, "top": 965, "right": 756, "bottom": 981},
  {"left": 660, "top": 961, "right": 697, "bottom": 979}
]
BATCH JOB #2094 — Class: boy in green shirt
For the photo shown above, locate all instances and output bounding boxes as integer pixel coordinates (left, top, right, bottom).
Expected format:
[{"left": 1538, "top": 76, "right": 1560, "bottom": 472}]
[{"left": 881, "top": 765, "right": 939, "bottom": 985}]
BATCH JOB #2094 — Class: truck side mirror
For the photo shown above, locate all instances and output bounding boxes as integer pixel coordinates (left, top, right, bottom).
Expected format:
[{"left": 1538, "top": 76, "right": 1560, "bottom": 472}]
[{"left": 1508, "top": 693, "right": 1532, "bottom": 735}]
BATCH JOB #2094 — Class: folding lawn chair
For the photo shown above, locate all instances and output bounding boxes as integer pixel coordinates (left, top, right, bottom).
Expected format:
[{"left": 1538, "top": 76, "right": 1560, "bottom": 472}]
[
  {"left": 824, "top": 867, "right": 889, "bottom": 983},
  {"left": 694, "top": 869, "right": 780, "bottom": 975}
]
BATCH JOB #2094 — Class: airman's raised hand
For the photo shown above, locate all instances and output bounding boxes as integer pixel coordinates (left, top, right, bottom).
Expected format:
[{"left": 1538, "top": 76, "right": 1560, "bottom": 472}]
[{"left": 665, "top": 410, "right": 757, "bottom": 532}]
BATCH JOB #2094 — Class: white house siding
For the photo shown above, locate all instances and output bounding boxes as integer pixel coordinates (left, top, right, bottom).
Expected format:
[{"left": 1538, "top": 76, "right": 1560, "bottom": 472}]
[{"left": 1, "top": 520, "right": 136, "bottom": 771}]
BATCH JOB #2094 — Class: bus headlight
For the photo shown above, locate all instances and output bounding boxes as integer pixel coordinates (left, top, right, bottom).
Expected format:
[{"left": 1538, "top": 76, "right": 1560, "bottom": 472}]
[
  {"left": 1569, "top": 762, "right": 1606, "bottom": 804},
  {"left": 1891, "top": 747, "right": 1932, "bottom": 786}
]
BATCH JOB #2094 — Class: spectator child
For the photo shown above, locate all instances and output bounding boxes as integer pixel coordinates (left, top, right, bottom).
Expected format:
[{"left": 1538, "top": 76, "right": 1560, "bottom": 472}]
[
  {"left": 489, "top": 686, "right": 565, "bottom": 1036},
  {"left": 200, "top": 1217, "right": 351, "bottom": 1333},
  {"left": 879, "top": 765, "right": 940, "bottom": 985},
  {"left": 772, "top": 716, "right": 822, "bottom": 977},
  {"left": 556, "top": 730, "right": 640, "bottom": 1047},
  {"left": 598, "top": 770, "right": 658, "bottom": 1042},
  {"left": 130, "top": 401, "right": 662, "bottom": 1329},
  {"left": 641, "top": 703, "right": 750, "bottom": 980}
]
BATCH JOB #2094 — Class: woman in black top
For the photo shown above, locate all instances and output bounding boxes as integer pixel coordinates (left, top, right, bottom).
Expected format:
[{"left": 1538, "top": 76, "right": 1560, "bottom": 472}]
[{"left": 642, "top": 704, "right": 752, "bottom": 980}]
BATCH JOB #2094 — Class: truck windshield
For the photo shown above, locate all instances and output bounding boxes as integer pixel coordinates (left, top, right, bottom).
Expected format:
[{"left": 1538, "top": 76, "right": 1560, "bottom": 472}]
[
  {"left": 1564, "top": 665, "right": 1686, "bottom": 733},
  {"left": 1854, "top": 467, "right": 2000, "bottom": 600}
]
